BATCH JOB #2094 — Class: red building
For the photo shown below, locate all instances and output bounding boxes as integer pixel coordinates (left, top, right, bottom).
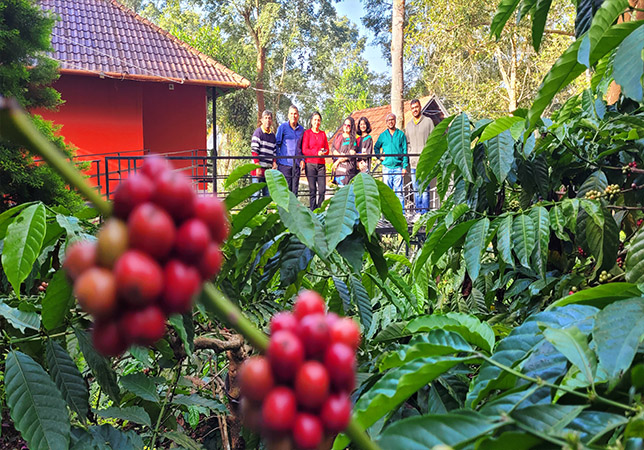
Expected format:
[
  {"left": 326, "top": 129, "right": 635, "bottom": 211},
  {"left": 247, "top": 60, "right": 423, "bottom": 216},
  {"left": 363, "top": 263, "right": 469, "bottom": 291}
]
[{"left": 34, "top": 0, "right": 249, "bottom": 193}]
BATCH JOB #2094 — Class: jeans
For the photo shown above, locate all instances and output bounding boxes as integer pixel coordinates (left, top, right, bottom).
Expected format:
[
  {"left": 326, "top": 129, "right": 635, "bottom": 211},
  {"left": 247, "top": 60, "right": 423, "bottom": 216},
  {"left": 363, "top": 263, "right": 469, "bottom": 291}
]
[
  {"left": 277, "top": 163, "right": 301, "bottom": 195},
  {"left": 305, "top": 163, "right": 326, "bottom": 210},
  {"left": 383, "top": 166, "right": 404, "bottom": 209},
  {"left": 251, "top": 175, "right": 269, "bottom": 200},
  {"left": 410, "top": 168, "right": 429, "bottom": 214}
]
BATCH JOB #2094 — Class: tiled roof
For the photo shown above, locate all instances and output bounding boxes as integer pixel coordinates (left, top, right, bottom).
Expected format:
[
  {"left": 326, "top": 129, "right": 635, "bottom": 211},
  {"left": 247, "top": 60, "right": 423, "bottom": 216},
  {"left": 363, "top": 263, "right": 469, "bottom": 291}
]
[
  {"left": 330, "top": 95, "right": 449, "bottom": 144},
  {"left": 40, "top": 0, "right": 250, "bottom": 89}
]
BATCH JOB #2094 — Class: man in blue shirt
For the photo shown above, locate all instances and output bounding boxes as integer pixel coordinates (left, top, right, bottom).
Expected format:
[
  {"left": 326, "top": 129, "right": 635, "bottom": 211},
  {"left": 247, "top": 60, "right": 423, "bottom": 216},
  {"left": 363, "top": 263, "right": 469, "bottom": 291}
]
[
  {"left": 275, "top": 105, "right": 305, "bottom": 194},
  {"left": 374, "top": 113, "right": 408, "bottom": 210}
]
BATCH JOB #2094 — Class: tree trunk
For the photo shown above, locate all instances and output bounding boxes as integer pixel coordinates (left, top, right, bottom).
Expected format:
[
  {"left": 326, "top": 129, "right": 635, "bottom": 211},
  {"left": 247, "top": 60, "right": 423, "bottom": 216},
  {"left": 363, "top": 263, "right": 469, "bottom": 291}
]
[
  {"left": 255, "top": 46, "right": 267, "bottom": 125},
  {"left": 391, "top": 0, "right": 405, "bottom": 128}
]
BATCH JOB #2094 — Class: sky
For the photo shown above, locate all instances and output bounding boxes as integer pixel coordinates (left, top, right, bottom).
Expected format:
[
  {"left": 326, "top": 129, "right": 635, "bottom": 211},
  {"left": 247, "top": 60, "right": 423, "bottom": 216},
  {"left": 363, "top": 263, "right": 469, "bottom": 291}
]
[{"left": 334, "top": 0, "right": 390, "bottom": 75}]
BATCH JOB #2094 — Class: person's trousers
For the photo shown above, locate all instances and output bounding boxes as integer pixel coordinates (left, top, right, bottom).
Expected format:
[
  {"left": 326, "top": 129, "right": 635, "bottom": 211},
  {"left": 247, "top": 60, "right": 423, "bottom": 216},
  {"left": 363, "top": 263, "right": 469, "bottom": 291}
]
[
  {"left": 410, "top": 168, "right": 429, "bottom": 214},
  {"left": 251, "top": 175, "right": 269, "bottom": 200},
  {"left": 305, "top": 163, "right": 326, "bottom": 210},
  {"left": 383, "top": 166, "right": 404, "bottom": 210},
  {"left": 277, "top": 163, "right": 300, "bottom": 195}
]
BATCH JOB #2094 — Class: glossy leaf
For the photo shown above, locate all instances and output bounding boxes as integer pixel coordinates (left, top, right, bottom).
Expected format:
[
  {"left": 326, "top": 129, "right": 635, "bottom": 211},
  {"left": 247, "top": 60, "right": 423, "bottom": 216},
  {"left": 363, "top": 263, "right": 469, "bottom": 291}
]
[
  {"left": 225, "top": 163, "right": 260, "bottom": 189},
  {"left": 42, "top": 270, "right": 74, "bottom": 330},
  {"left": 512, "top": 213, "right": 535, "bottom": 268},
  {"left": 464, "top": 218, "right": 490, "bottom": 281},
  {"left": 5, "top": 351, "right": 70, "bottom": 450},
  {"left": 529, "top": 206, "right": 550, "bottom": 278},
  {"left": 479, "top": 116, "right": 525, "bottom": 142},
  {"left": 613, "top": 25, "right": 644, "bottom": 101},
  {"left": 46, "top": 340, "right": 89, "bottom": 419},
  {"left": 549, "top": 283, "right": 641, "bottom": 309},
  {"left": 477, "top": 431, "right": 543, "bottom": 450},
  {"left": 353, "top": 172, "right": 381, "bottom": 238},
  {"left": 350, "top": 275, "right": 373, "bottom": 331},
  {"left": 168, "top": 313, "right": 195, "bottom": 355},
  {"left": 416, "top": 116, "right": 454, "bottom": 192},
  {"left": 532, "top": 0, "right": 553, "bottom": 51},
  {"left": 325, "top": 184, "right": 358, "bottom": 253},
  {"left": 375, "top": 179, "right": 409, "bottom": 243},
  {"left": 512, "top": 404, "right": 586, "bottom": 435},
  {"left": 163, "top": 431, "right": 205, "bottom": 450},
  {"left": 486, "top": 130, "right": 514, "bottom": 183},
  {"left": 626, "top": 229, "right": 644, "bottom": 284},
  {"left": 278, "top": 192, "right": 328, "bottom": 257},
  {"left": 1, "top": 203, "right": 46, "bottom": 295},
  {"left": 431, "top": 220, "right": 477, "bottom": 264},
  {"left": 542, "top": 326, "right": 597, "bottom": 385},
  {"left": 413, "top": 223, "right": 447, "bottom": 279},
  {"left": 0, "top": 299, "right": 40, "bottom": 332},
  {"left": 584, "top": 204, "right": 619, "bottom": 272},
  {"left": 231, "top": 196, "right": 272, "bottom": 235},
  {"left": 565, "top": 411, "right": 628, "bottom": 444},
  {"left": 495, "top": 214, "right": 514, "bottom": 266},
  {"left": 71, "top": 424, "right": 143, "bottom": 450},
  {"left": 448, "top": 113, "right": 473, "bottom": 182},
  {"left": 120, "top": 373, "right": 159, "bottom": 403},
  {"left": 379, "top": 330, "right": 473, "bottom": 370},
  {"left": 224, "top": 183, "right": 264, "bottom": 210},
  {"left": 580, "top": 0, "right": 631, "bottom": 67},
  {"left": 490, "top": 0, "right": 523, "bottom": 38},
  {"left": 172, "top": 394, "right": 227, "bottom": 413},
  {"left": 94, "top": 406, "right": 152, "bottom": 427},
  {"left": 593, "top": 298, "right": 644, "bottom": 385},
  {"left": 74, "top": 328, "right": 121, "bottom": 403},
  {"left": 406, "top": 312, "right": 495, "bottom": 353},
  {"left": 265, "top": 168, "right": 290, "bottom": 211}
]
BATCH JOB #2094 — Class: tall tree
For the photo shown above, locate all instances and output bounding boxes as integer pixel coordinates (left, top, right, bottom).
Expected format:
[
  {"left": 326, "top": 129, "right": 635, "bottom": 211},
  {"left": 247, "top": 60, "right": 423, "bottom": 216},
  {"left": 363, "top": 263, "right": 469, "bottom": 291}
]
[{"left": 391, "top": 0, "right": 405, "bottom": 127}]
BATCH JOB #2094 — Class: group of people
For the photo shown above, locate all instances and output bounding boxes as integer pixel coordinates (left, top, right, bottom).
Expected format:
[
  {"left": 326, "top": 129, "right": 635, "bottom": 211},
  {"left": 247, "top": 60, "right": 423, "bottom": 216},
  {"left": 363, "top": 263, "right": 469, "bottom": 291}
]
[{"left": 250, "top": 100, "right": 435, "bottom": 216}]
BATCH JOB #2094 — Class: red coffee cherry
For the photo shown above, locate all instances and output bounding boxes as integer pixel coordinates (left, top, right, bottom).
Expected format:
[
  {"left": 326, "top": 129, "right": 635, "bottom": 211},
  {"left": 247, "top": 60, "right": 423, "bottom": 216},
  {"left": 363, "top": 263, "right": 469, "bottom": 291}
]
[
  {"left": 113, "top": 250, "right": 163, "bottom": 307},
  {"left": 198, "top": 243, "right": 223, "bottom": 280},
  {"left": 120, "top": 305, "right": 166, "bottom": 346},
  {"left": 92, "top": 319, "right": 129, "bottom": 357},
  {"left": 140, "top": 155, "right": 169, "bottom": 180},
  {"left": 112, "top": 173, "right": 154, "bottom": 220},
  {"left": 152, "top": 170, "right": 196, "bottom": 222},
  {"left": 64, "top": 240, "right": 97, "bottom": 281},
  {"left": 268, "top": 330, "right": 305, "bottom": 382},
  {"left": 262, "top": 387, "right": 297, "bottom": 432},
  {"left": 270, "top": 312, "right": 299, "bottom": 334},
  {"left": 295, "top": 361, "right": 330, "bottom": 410},
  {"left": 329, "top": 317, "right": 361, "bottom": 350},
  {"left": 324, "top": 343, "right": 356, "bottom": 392},
  {"left": 74, "top": 267, "right": 117, "bottom": 318},
  {"left": 175, "top": 218, "right": 211, "bottom": 260},
  {"left": 161, "top": 260, "right": 202, "bottom": 314},
  {"left": 293, "top": 290, "right": 326, "bottom": 320},
  {"left": 298, "top": 313, "right": 330, "bottom": 358},
  {"left": 240, "top": 356, "right": 275, "bottom": 402},
  {"left": 320, "top": 393, "right": 351, "bottom": 432},
  {"left": 325, "top": 312, "right": 340, "bottom": 328},
  {"left": 194, "top": 196, "right": 229, "bottom": 244},
  {"left": 96, "top": 218, "right": 129, "bottom": 268},
  {"left": 128, "top": 202, "right": 176, "bottom": 260},
  {"left": 292, "top": 413, "right": 323, "bottom": 450}
]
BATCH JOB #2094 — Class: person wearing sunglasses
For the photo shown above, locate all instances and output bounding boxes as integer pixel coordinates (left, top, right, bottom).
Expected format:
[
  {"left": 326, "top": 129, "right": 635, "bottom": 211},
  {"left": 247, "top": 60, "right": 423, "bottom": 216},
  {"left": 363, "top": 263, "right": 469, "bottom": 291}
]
[
  {"left": 374, "top": 113, "right": 408, "bottom": 209},
  {"left": 332, "top": 117, "right": 357, "bottom": 186}
]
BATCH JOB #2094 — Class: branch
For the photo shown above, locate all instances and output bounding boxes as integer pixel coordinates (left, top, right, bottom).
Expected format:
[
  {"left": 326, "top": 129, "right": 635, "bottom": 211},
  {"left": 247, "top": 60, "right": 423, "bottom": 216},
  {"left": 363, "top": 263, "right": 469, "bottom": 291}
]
[{"left": 194, "top": 334, "right": 245, "bottom": 352}]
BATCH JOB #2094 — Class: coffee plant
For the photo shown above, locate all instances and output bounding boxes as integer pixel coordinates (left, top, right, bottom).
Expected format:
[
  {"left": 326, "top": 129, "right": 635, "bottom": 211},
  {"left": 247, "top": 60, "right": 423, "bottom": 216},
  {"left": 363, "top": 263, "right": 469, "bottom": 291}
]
[{"left": 1, "top": 0, "right": 644, "bottom": 447}]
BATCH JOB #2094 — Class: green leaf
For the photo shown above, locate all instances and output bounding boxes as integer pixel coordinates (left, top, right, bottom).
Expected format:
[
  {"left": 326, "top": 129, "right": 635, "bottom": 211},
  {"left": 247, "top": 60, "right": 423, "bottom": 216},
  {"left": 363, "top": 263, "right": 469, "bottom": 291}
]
[
  {"left": 584, "top": 204, "right": 619, "bottom": 272},
  {"left": 531, "top": 0, "right": 553, "bottom": 51},
  {"left": 325, "top": 184, "right": 358, "bottom": 254},
  {"left": 377, "top": 410, "right": 504, "bottom": 449},
  {"left": 549, "top": 283, "right": 641, "bottom": 309},
  {"left": 578, "top": 171, "right": 608, "bottom": 199},
  {"left": 163, "top": 431, "right": 205, "bottom": 450},
  {"left": 55, "top": 215, "right": 83, "bottom": 238},
  {"left": 448, "top": 113, "right": 473, "bottom": 183},
  {"left": 352, "top": 173, "right": 381, "bottom": 238},
  {"left": 593, "top": 298, "right": 644, "bottom": 385},
  {"left": 350, "top": 275, "right": 373, "bottom": 331},
  {"left": 406, "top": 312, "right": 495, "bottom": 353},
  {"left": 225, "top": 163, "right": 260, "bottom": 189},
  {"left": 479, "top": 116, "right": 524, "bottom": 142},
  {"left": 94, "top": 406, "right": 152, "bottom": 427},
  {"left": 74, "top": 328, "right": 121, "bottom": 403},
  {"left": 529, "top": 206, "right": 550, "bottom": 278},
  {"left": 0, "top": 299, "right": 41, "bottom": 332},
  {"left": 172, "top": 394, "right": 227, "bottom": 413},
  {"left": 0, "top": 202, "right": 32, "bottom": 240},
  {"left": 580, "top": 0, "right": 631, "bottom": 67},
  {"left": 72, "top": 424, "right": 143, "bottom": 450},
  {"left": 46, "top": 340, "right": 89, "bottom": 419},
  {"left": 527, "top": 21, "right": 643, "bottom": 130},
  {"left": 565, "top": 411, "right": 628, "bottom": 444},
  {"left": 5, "top": 351, "right": 70, "bottom": 450},
  {"left": 613, "top": 26, "right": 644, "bottom": 100},
  {"left": 416, "top": 116, "right": 454, "bottom": 192},
  {"left": 627, "top": 229, "right": 644, "bottom": 284},
  {"left": 512, "top": 213, "right": 535, "bottom": 268},
  {"left": 486, "top": 130, "right": 514, "bottom": 184},
  {"left": 278, "top": 192, "right": 328, "bottom": 257},
  {"left": 42, "top": 270, "right": 74, "bottom": 330},
  {"left": 120, "top": 373, "right": 159, "bottom": 403},
  {"left": 550, "top": 203, "right": 570, "bottom": 241},
  {"left": 379, "top": 330, "right": 473, "bottom": 370},
  {"left": 1, "top": 203, "right": 46, "bottom": 295},
  {"left": 375, "top": 179, "right": 409, "bottom": 243},
  {"left": 168, "top": 313, "right": 195, "bottom": 355},
  {"left": 413, "top": 223, "right": 447, "bottom": 279},
  {"left": 265, "top": 169, "right": 290, "bottom": 211},
  {"left": 477, "top": 431, "right": 543, "bottom": 450},
  {"left": 511, "top": 404, "right": 586, "bottom": 435},
  {"left": 373, "top": 321, "right": 410, "bottom": 342},
  {"left": 431, "top": 220, "right": 477, "bottom": 264},
  {"left": 542, "top": 326, "right": 596, "bottom": 385},
  {"left": 464, "top": 218, "right": 490, "bottom": 281},
  {"left": 231, "top": 196, "right": 272, "bottom": 235},
  {"left": 353, "top": 356, "right": 467, "bottom": 434},
  {"left": 224, "top": 184, "right": 265, "bottom": 211},
  {"left": 490, "top": 0, "right": 523, "bottom": 38},
  {"left": 495, "top": 214, "right": 514, "bottom": 266}
]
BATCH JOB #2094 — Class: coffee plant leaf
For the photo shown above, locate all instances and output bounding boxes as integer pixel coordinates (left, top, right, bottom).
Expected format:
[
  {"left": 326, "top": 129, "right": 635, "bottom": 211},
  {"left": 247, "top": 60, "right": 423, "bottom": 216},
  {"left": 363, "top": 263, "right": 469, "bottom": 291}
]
[{"left": 45, "top": 340, "right": 89, "bottom": 419}]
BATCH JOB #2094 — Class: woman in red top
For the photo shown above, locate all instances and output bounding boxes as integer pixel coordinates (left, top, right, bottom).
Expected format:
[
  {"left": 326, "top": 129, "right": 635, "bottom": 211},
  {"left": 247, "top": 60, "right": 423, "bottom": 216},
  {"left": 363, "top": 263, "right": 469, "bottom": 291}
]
[{"left": 302, "top": 111, "right": 330, "bottom": 210}]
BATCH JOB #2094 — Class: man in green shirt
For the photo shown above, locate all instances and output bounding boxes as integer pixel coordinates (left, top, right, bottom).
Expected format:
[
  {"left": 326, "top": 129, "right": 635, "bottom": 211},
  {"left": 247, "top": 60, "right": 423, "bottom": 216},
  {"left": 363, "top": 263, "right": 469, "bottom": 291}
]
[{"left": 374, "top": 113, "right": 408, "bottom": 209}]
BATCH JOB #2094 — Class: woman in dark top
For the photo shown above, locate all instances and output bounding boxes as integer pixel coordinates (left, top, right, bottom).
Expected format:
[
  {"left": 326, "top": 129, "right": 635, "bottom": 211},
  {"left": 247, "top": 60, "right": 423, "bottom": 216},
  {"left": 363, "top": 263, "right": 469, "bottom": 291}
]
[
  {"left": 302, "top": 111, "right": 329, "bottom": 210},
  {"left": 332, "top": 117, "right": 357, "bottom": 186},
  {"left": 356, "top": 116, "right": 373, "bottom": 173}
]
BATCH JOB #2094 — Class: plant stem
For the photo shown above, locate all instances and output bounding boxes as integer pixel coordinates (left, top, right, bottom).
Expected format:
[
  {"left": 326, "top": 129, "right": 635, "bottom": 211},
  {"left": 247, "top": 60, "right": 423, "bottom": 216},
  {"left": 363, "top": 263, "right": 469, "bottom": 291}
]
[
  {"left": 200, "top": 283, "right": 383, "bottom": 450},
  {"left": 477, "top": 353, "right": 638, "bottom": 412},
  {"left": 0, "top": 97, "right": 112, "bottom": 217},
  {"left": 150, "top": 362, "right": 182, "bottom": 448}
]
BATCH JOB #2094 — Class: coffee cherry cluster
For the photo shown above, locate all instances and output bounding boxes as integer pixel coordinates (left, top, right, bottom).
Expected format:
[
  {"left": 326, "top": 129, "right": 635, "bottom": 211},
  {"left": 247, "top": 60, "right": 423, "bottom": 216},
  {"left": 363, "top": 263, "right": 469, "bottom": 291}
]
[
  {"left": 239, "top": 291, "right": 360, "bottom": 450},
  {"left": 622, "top": 161, "right": 638, "bottom": 174},
  {"left": 598, "top": 270, "right": 611, "bottom": 283},
  {"left": 604, "top": 184, "right": 620, "bottom": 199},
  {"left": 64, "top": 156, "right": 229, "bottom": 357},
  {"left": 584, "top": 189, "right": 602, "bottom": 200}
]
